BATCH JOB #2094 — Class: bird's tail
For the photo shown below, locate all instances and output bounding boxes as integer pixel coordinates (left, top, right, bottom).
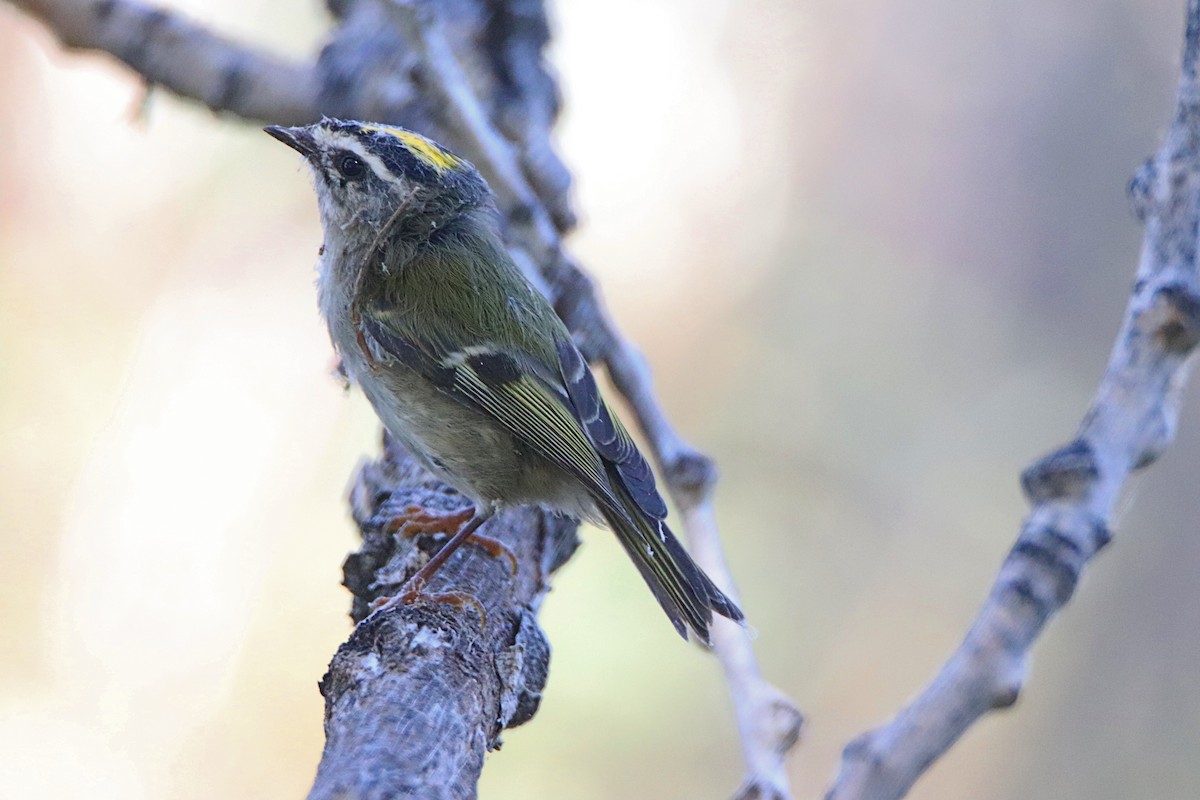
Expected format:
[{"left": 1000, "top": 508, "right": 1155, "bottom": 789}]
[{"left": 598, "top": 481, "right": 744, "bottom": 645}]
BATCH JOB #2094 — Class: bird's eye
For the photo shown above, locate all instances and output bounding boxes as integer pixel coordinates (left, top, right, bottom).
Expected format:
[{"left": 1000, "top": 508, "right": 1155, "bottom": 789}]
[{"left": 337, "top": 154, "right": 366, "bottom": 179}]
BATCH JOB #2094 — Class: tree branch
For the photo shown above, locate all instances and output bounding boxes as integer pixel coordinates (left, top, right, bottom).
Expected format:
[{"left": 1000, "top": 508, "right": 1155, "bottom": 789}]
[
  {"left": 5, "top": 0, "right": 799, "bottom": 795},
  {"left": 310, "top": 434, "right": 578, "bottom": 800},
  {"left": 11, "top": 0, "right": 320, "bottom": 121},
  {"left": 825, "top": 3, "right": 1200, "bottom": 797}
]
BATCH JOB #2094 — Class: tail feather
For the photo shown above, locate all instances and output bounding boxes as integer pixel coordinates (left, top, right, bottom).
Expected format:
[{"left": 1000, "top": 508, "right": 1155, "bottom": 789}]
[{"left": 598, "top": 481, "right": 744, "bottom": 644}]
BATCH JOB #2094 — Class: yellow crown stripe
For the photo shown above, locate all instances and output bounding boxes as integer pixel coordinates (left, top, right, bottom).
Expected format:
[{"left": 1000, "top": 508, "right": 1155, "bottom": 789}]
[{"left": 360, "top": 125, "right": 461, "bottom": 173}]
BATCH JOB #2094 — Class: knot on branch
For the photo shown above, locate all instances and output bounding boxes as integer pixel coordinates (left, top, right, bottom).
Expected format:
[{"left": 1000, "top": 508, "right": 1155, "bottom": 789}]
[
  {"left": 665, "top": 449, "right": 719, "bottom": 508},
  {"left": 767, "top": 693, "right": 806, "bottom": 755},
  {"left": 210, "top": 53, "right": 249, "bottom": 112},
  {"left": 109, "top": 5, "right": 170, "bottom": 68},
  {"left": 1020, "top": 439, "right": 1098, "bottom": 504},
  {"left": 1003, "top": 511, "right": 1110, "bottom": 618},
  {"left": 495, "top": 610, "right": 551, "bottom": 731},
  {"left": 990, "top": 676, "right": 1022, "bottom": 710},
  {"left": 1008, "top": 538, "right": 1081, "bottom": 606},
  {"left": 825, "top": 730, "right": 893, "bottom": 800},
  {"left": 1128, "top": 153, "right": 1200, "bottom": 256},
  {"left": 1145, "top": 282, "right": 1200, "bottom": 354}
]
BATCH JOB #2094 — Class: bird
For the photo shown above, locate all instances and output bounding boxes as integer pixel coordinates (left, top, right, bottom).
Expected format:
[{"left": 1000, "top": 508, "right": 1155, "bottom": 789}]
[{"left": 265, "top": 119, "right": 743, "bottom": 643}]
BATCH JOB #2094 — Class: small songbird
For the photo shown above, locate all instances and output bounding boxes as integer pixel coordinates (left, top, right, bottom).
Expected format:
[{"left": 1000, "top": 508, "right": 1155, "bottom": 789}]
[{"left": 266, "top": 119, "right": 743, "bottom": 643}]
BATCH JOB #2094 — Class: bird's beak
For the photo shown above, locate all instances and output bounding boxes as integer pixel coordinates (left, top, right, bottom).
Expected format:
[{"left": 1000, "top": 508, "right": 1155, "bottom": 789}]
[{"left": 264, "top": 125, "right": 318, "bottom": 159}]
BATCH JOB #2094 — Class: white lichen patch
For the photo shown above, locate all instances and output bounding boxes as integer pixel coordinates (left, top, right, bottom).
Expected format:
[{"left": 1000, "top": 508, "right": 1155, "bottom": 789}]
[{"left": 408, "top": 624, "right": 451, "bottom": 651}]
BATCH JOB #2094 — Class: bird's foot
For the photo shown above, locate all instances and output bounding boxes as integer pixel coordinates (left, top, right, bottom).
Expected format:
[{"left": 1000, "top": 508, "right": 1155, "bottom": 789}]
[
  {"left": 458, "top": 531, "right": 518, "bottom": 574},
  {"left": 385, "top": 504, "right": 476, "bottom": 537},
  {"left": 386, "top": 504, "right": 517, "bottom": 573}
]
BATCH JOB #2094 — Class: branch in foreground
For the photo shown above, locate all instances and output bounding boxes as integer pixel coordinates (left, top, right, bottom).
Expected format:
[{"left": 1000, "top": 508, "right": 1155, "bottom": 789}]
[
  {"left": 311, "top": 433, "right": 579, "bottom": 800},
  {"left": 826, "top": 3, "right": 1200, "bottom": 797}
]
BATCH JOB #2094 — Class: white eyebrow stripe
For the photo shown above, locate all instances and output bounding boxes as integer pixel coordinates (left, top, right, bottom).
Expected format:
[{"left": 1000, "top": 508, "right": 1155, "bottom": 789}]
[{"left": 311, "top": 128, "right": 395, "bottom": 182}]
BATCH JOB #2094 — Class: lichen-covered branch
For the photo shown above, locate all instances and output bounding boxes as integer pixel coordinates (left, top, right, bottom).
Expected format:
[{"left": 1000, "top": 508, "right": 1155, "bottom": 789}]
[
  {"left": 5, "top": 0, "right": 798, "bottom": 796},
  {"left": 825, "top": 3, "right": 1200, "bottom": 798},
  {"left": 311, "top": 433, "right": 578, "bottom": 800}
]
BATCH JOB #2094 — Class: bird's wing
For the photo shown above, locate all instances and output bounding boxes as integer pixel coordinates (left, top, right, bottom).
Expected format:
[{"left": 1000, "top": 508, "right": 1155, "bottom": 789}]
[
  {"left": 361, "top": 310, "right": 741, "bottom": 642},
  {"left": 551, "top": 335, "right": 668, "bottom": 521},
  {"left": 359, "top": 312, "right": 618, "bottom": 506}
]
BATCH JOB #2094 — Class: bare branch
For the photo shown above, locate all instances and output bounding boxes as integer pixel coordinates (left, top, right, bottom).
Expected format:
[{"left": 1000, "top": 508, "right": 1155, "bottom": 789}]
[
  {"left": 826, "top": 3, "right": 1200, "bottom": 797},
  {"left": 684, "top": 504, "right": 803, "bottom": 800},
  {"left": 310, "top": 434, "right": 578, "bottom": 800},
  {"left": 11, "top": 0, "right": 320, "bottom": 122}
]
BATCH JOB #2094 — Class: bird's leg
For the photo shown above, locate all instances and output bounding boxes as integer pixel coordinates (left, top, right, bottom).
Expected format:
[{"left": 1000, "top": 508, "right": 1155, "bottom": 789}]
[{"left": 366, "top": 506, "right": 519, "bottom": 622}]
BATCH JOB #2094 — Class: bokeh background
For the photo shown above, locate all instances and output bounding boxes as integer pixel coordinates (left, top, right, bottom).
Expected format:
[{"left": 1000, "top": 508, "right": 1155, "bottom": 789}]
[{"left": 2, "top": 0, "right": 1197, "bottom": 797}]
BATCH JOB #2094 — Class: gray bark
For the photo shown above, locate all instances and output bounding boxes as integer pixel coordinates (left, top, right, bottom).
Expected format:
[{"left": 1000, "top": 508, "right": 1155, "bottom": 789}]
[{"left": 310, "top": 435, "right": 577, "bottom": 799}]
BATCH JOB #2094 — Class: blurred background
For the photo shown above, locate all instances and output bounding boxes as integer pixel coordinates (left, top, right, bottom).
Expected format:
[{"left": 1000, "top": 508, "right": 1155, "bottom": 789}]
[{"left": 1, "top": 0, "right": 1197, "bottom": 797}]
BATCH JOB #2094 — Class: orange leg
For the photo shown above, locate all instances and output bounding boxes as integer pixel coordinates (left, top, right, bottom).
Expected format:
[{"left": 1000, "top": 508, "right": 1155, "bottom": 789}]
[
  {"left": 385, "top": 505, "right": 518, "bottom": 574},
  {"left": 384, "top": 504, "right": 475, "bottom": 537},
  {"left": 367, "top": 507, "right": 518, "bottom": 622}
]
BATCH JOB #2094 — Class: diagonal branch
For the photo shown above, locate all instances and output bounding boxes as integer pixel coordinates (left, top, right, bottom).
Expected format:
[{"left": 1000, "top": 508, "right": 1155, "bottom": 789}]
[
  {"left": 11, "top": 0, "right": 320, "bottom": 122},
  {"left": 825, "top": 3, "right": 1200, "bottom": 798}
]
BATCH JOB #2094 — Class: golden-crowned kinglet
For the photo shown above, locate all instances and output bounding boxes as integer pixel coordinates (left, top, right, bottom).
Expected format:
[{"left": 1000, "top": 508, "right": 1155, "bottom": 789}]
[{"left": 266, "top": 120, "right": 742, "bottom": 643}]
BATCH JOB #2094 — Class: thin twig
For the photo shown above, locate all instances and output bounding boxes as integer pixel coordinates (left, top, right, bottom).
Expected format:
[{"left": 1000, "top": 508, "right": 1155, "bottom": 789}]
[
  {"left": 684, "top": 503, "right": 803, "bottom": 800},
  {"left": 351, "top": 189, "right": 418, "bottom": 369},
  {"left": 825, "top": 3, "right": 1200, "bottom": 797}
]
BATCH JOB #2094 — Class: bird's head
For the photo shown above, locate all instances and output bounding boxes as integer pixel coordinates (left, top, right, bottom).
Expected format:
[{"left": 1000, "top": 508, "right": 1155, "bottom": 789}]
[{"left": 266, "top": 119, "right": 491, "bottom": 238}]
